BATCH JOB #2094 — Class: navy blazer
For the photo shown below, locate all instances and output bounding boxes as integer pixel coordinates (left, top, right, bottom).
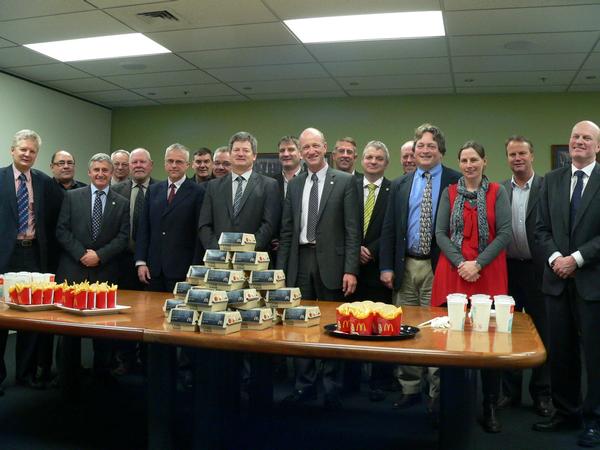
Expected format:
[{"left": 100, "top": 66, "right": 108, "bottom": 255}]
[
  {"left": 135, "top": 178, "right": 205, "bottom": 280},
  {"left": 379, "top": 165, "right": 461, "bottom": 290}
]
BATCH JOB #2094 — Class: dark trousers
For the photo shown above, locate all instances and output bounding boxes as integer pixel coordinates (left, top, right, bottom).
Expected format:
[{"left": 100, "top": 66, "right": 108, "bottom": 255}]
[
  {"left": 547, "top": 281, "right": 600, "bottom": 420},
  {"left": 0, "top": 242, "right": 53, "bottom": 384},
  {"left": 503, "top": 259, "right": 551, "bottom": 401},
  {"left": 146, "top": 274, "right": 179, "bottom": 294},
  {"left": 294, "top": 245, "right": 343, "bottom": 395}
]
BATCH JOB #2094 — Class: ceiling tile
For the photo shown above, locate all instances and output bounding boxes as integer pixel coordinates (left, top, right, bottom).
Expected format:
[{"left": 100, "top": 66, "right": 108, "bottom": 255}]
[
  {"left": 131, "top": 83, "right": 239, "bottom": 99},
  {"left": 148, "top": 23, "right": 297, "bottom": 52},
  {"left": 456, "top": 85, "right": 566, "bottom": 93},
  {"left": 349, "top": 87, "right": 454, "bottom": 96},
  {"left": 44, "top": 77, "right": 121, "bottom": 92},
  {"left": 104, "top": 69, "right": 216, "bottom": 88},
  {"left": 308, "top": 38, "right": 448, "bottom": 61},
  {"left": 338, "top": 73, "right": 453, "bottom": 90},
  {"left": 449, "top": 32, "right": 599, "bottom": 56},
  {"left": 158, "top": 95, "right": 247, "bottom": 104},
  {"left": 206, "top": 63, "right": 328, "bottom": 82},
  {"left": 88, "top": 0, "right": 174, "bottom": 8},
  {"left": 0, "top": 46, "right": 57, "bottom": 67},
  {"left": 571, "top": 70, "right": 600, "bottom": 85},
  {"left": 324, "top": 58, "right": 449, "bottom": 77},
  {"left": 583, "top": 53, "right": 600, "bottom": 70},
  {"left": 0, "top": 10, "right": 133, "bottom": 45},
  {"left": 247, "top": 91, "right": 346, "bottom": 100},
  {"left": 181, "top": 45, "right": 315, "bottom": 68},
  {"left": 264, "top": 0, "right": 438, "bottom": 19},
  {"left": 229, "top": 78, "right": 340, "bottom": 94},
  {"left": 78, "top": 89, "right": 147, "bottom": 102},
  {"left": 455, "top": 71, "right": 576, "bottom": 87},
  {"left": 69, "top": 54, "right": 196, "bottom": 76},
  {"left": 7, "top": 63, "right": 89, "bottom": 81},
  {"left": 104, "top": 0, "right": 277, "bottom": 32},
  {"left": 104, "top": 98, "right": 160, "bottom": 107},
  {"left": 445, "top": 5, "right": 600, "bottom": 36},
  {"left": 451, "top": 53, "right": 587, "bottom": 72},
  {"left": 444, "top": 0, "right": 596, "bottom": 11},
  {"left": 0, "top": 0, "right": 94, "bottom": 21},
  {"left": 0, "top": 38, "right": 17, "bottom": 48}
]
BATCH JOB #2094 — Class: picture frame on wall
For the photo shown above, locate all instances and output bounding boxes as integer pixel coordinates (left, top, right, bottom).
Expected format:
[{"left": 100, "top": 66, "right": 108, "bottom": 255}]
[
  {"left": 254, "top": 152, "right": 333, "bottom": 176},
  {"left": 551, "top": 145, "right": 570, "bottom": 170}
]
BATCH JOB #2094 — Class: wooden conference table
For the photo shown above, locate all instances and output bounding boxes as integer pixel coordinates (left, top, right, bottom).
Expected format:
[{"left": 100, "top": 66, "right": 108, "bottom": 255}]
[{"left": 0, "top": 291, "right": 546, "bottom": 450}]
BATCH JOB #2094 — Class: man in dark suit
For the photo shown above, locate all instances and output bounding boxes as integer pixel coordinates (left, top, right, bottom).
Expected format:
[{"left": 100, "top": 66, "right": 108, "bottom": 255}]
[
  {"left": 277, "top": 127, "right": 360, "bottom": 409},
  {"left": 534, "top": 121, "right": 600, "bottom": 447},
  {"left": 379, "top": 123, "right": 461, "bottom": 412},
  {"left": 272, "top": 135, "right": 303, "bottom": 201},
  {"left": 50, "top": 150, "right": 87, "bottom": 191},
  {"left": 500, "top": 136, "right": 552, "bottom": 417},
  {"left": 332, "top": 136, "right": 361, "bottom": 176},
  {"left": 0, "top": 129, "right": 58, "bottom": 392},
  {"left": 136, "top": 144, "right": 205, "bottom": 293},
  {"left": 55, "top": 152, "right": 130, "bottom": 385},
  {"left": 198, "top": 131, "right": 281, "bottom": 251}
]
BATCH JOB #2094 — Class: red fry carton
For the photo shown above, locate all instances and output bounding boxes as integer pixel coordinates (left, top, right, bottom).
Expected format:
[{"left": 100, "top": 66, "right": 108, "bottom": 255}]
[
  {"left": 9, "top": 286, "right": 18, "bottom": 303},
  {"left": 42, "top": 286, "right": 54, "bottom": 304},
  {"left": 375, "top": 313, "right": 403, "bottom": 336},
  {"left": 349, "top": 312, "right": 374, "bottom": 336},
  {"left": 335, "top": 303, "right": 352, "bottom": 333},
  {"left": 73, "top": 290, "right": 87, "bottom": 310},
  {"left": 107, "top": 285, "right": 118, "bottom": 308},
  {"left": 18, "top": 286, "right": 31, "bottom": 305},
  {"left": 63, "top": 288, "right": 74, "bottom": 308},
  {"left": 31, "top": 287, "right": 43, "bottom": 305}
]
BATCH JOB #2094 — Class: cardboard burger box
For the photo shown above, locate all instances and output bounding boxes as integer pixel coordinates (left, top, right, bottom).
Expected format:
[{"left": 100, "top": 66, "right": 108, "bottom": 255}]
[
  {"left": 185, "top": 288, "right": 228, "bottom": 312},
  {"left": 249, "top": 270, "right": 286, "bottom": 290},
  {"left": 231, "top": 251, "right": 270, "bottom": 271},
  {"left": 205, "top": 269, "right": 247, "bottom": 291},
  {"left": 203, "top": 250, "right": 232, "bottom": 269},
  {"left": 173, "top": 282, "right": 193, "bottom": 300},
  {"left": 265, "top": 287, "right": 301, "bottom": 308},
  {"left": 218, "top": 232, "right": 256, "bottom": 252},
  {"left": 163, "top": 298, "right": 185, "bottom": 317},
  {"left": 226, "top": 288, "right": 262, "bottom": 310},
  {"left": 199, "top": 310, "right": 242, "bottom": 335},
  {"left": 239, "top": 308, "right": 274, "bottom": 330},
  {"left": 167, "top": 306, "right": 199, "bottom": 332},
  {"left": 283, "top": 306, "right": 321, "bottom": 328},
  {"left": 186, "top": 265, "right": 210, "bottom": 286}
]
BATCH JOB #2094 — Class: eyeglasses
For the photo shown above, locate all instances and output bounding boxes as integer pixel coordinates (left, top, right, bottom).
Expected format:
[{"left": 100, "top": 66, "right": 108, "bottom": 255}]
[
  {"left": 165, "top": 159, "right": 187, "bottom": 166},
  {"left": 53, "top": 160, "right": 74, "bottom": 167}
]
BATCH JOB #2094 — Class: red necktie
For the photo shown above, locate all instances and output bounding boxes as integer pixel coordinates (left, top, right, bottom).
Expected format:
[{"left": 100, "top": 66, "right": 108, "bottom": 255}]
[{"left": 167, "top": 183, "right": 176, "bottom": 204}]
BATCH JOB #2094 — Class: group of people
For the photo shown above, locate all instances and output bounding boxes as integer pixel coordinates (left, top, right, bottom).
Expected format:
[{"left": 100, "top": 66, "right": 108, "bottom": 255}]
[{"left": 1, "top": 119, "right": 599, "bottom": 448}]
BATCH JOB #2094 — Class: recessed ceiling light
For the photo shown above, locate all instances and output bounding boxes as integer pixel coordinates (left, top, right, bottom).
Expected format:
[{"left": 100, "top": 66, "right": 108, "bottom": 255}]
[
  {"left": 25, "top": 33, "right": 170, "bottom": 62},
  {"left": 242, "top": 86, "right": 253, "bottom": 91},
  {"left": 284, "top": 11, "right": 445, "bottom": 44},
  {"left": 120, "top": 62, "right": 147, "bottom": 70},
  {"left": 349, "top": 82, "right": 359, "bottom": 86},
  {"left": 586, "top": 75, "right": 597, "bottom": 80},
  {"left": 464, "top": 78, "right": 475, "bottom": 83}
]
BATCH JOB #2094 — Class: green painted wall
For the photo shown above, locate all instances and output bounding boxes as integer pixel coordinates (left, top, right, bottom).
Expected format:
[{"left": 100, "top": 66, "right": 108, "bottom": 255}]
[
  {"left": 0, "top": 72, "right": 111, "bottom": 180},
  {"left": 111, "top": 92, "right": 600, "bottom": 182}
]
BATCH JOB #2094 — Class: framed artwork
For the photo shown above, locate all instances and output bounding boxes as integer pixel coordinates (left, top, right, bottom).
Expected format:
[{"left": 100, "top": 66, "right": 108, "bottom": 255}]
[
  {"left": 254, "top": 152, "right": 333, "bottom": 176},
  {"left": 551, "top": 145, "right": 570, "bottom": 170}
]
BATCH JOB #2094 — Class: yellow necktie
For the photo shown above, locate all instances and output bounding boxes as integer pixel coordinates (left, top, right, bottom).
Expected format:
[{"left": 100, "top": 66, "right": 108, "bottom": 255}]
[{"left": 363, "top": 183, "right": 377, "bottom": 236}]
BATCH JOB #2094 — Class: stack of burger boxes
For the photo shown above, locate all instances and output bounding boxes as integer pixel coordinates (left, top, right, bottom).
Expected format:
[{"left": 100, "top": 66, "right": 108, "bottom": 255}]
[{"left": 166, "top": 232, "right": 321, "bottom": 333}]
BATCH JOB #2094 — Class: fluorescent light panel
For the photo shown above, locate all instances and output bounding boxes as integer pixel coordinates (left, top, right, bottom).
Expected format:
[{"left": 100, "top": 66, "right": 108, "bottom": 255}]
[
  {"left": 25, "top": 33, "right": 170, "bottom": 62},
  {"left": 285, "top": 11, "right": 445, "bottom": 44}
]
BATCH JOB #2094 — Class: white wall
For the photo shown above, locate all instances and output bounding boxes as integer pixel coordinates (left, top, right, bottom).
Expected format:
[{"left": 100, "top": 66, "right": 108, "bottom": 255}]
[{"left": 0, "top": 72, "right": 111, "bottom": 180}]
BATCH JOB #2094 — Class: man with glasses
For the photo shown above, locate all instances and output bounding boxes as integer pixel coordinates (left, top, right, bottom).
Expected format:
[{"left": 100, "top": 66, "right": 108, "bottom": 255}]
[
  {"left": 50, "top": 150, "right": 86, "bottom": 191},
  {"left": 212, "top": 146, "right": 231, "bottom": 178},
  {"left": 111, "top": 149, "right": 130, "bottom": 185}
]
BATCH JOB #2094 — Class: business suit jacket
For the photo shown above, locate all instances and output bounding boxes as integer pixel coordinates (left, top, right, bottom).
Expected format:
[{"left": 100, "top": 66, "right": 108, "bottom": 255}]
[
  {"left": 135, "top": 178, "right": 205, "bottom": 280},
  {"left": 198, "top": 171, "right": 281, "bottom": 251},
  {"left": 55, "top": 186, "right": 130, "bottom": 283},
  {"left": 112, "top": 177, "right": 158, "bottom": 239},
  {"left": 355, "top": 175, "right": 391, "bottom": 289},
  {"left": 536, "top": 163, "right": 600, "bottom": 300},
  {"left": 0, "top": 165, "right": 57, "bottom": 273},
  {"left": 379, "top": 165, "right": 461, "bottom": 290},
  {"left": 276, "top": 167, "right": 361, "bottom": 290}
]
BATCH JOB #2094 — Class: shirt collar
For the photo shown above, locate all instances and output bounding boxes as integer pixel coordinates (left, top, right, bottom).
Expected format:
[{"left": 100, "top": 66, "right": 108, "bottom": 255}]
[
  {"left": 571, "top": 162, "right": 596, "bottom": 178},
  {"left": 309, "top": 163, "right": 328, "bottom": 181},
  {"left": 233, "top": 169, "right": 253, "bottom": 181},
  {"left": 91, "top": 184, "right": 110, "bottom": 196},
  {"left": 168, "top": 175, "right": 187, "bottom": 188},
  {"left": 132, "top": 178, "right": 150, "bottom": 188},
  {"left": 415, "top": 163, "right": 442, "bottom": 178},
  {"left": 511, "top": 172, "right": 535, "bottom": 189},
  {"left": 12, "top": 164, "right": 31, "bottom": 180},
  {"left": 283, "top": 166, "right": 302, "bottom": 179},
  {"left": 363, "top": 176, "right": 383, "bottom": 188}
]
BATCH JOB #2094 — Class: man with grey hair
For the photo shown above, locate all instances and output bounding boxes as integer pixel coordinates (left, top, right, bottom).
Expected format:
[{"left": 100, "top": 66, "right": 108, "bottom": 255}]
[
  {"left": 212, "top": 146, "right": 231, "bottom": 178},
  {"left": 111, "top": 149, "right": 130, "bottom": 185},
  {"left": 400, "top": 140, "right": 416, "bottom": 174},
  {"left": 0, "top": 129, "right": 60, "bottom": 392},
  {"left": 198, "top": 131, "right": 281, "bottom": 251},
  {"left": 332, "top": 136, "right": 360, "bottom": 176},
  {"left": 56, "top": 152, "right": 130, "bottom": 388},
  {"left": 136, "top": 143, "right": 205, "bottom": 293}
]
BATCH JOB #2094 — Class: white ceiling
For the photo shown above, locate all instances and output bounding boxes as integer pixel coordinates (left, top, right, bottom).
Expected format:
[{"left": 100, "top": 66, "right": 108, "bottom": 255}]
[{"left": 0, "top": 0, "right": 599, "bottom": 108}]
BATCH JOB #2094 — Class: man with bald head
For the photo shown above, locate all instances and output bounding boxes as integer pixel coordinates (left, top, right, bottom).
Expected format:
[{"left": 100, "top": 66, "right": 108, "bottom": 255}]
[
  {"left": 50, "top": 150, "right": 86, "bottom": 190},
  {"left": 534, "top": 121, "right": 600, "bottom": 447},
  {"left": 400, "top": 140, "right": 416, "bottom": 174}
]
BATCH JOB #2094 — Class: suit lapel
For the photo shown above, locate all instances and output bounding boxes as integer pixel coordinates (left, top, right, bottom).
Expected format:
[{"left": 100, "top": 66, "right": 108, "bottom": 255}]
[
  {"left": 83, "top": 186, "right": 93, "bottom": 238},
  {"left": 399, "top": 172, "right": 414, "bottom": 212},
  {"left": 558, "top": 167, "right": 571, "bottom": 232},
  {"left": 99, "top": 190, "right": 117, "bottom": 235},
  {"left": 222, "top": 174, "right": 233, "bottom": 219},
  {"left": 573, "top": 163, "right": 600, "bottom": 231},
  {"left": 164, "top": 179, "right": 190, "bottom": 215},
  {"left": 3, "top": 166, "right": 18, "bottom": 222},
  {"left": 526, "top": 175, "right": 541, "bottom": 220},
  {"left": 317, "top": 169, "right": 335, "bottom": 221}
]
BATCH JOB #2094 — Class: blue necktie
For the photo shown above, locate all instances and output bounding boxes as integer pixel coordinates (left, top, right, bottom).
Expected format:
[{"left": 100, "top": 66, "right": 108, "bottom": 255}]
[
  {"left": 570, "top": 170, "right": 584, "bottom": 232},
  {"left": 17, "top": 173, "right": 29, "bottom": 234},
  {"left": 92, "top": 191, "right": 104, "bottom": 241},
  {"left": 307, "top": 173, "right": 319, "bottom": 242}
]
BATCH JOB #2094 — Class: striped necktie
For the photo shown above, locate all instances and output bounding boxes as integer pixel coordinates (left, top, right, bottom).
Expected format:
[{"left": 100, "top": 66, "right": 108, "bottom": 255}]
[
  {"left": 17, "top": 173, "right": 29, "bottom": 234},
  {"left": 233, "top": 176, "right": 244, "bottom": 216},
  {"left": 91, "top": 190, "right": 104, "bottom": 241},
  {"left": 132, "top": 183, "right": 145, "bottom": 240},
  {"left": 363, "top": 183, "right": 377, "bottom": 236}
]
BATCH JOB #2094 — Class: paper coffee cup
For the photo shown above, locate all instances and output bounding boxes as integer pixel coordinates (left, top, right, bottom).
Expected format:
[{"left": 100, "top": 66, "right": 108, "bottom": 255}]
[
  {"left": 494, "top": 295, "right": 515, "bottom": 333},
  {"left": 471, "top": 295, "right": 492, "bottom": 332},
  {"left": 447, "top": 295, "right": 468, "bottom": 331}
]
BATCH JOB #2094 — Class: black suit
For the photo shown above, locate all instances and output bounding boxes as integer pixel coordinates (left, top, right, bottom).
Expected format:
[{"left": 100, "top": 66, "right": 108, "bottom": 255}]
[
  {"left": 198, "top": 171, "right": 281, "bottom": 251},
  {"left": 536, "top": 163, "right": 600, "bottom": 421},
  {"left": 501, "top": 175, "right": 550, "bottom": 403}
]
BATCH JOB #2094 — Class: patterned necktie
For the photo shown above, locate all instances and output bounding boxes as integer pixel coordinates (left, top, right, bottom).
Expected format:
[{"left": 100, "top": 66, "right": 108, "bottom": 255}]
[
  {"left": 570, "top": 170, "right": 584, "bottom": 231},
  {"left": 307, "top": 173, "right": 319, "bottom": 242},
  {"left": 233, "top": 176, "right": 244, "bottom": 216},
  {"left": 418, "top": 171, "right": 433, "bottom": 255},
  {"left": 17, "top": 173, "right": 29, "bottom": 234},
  {"left": 167, "top": 183, "right": 176, "bottom": 205},
  {"left": 132, "top": 183, "right": 145, "bottom": 240},
  {"left": 363, "top": 183, "right": 377, "bottom": 236},
  {"left": 91, "top": 190, "right": 104, "bottom": 241}
]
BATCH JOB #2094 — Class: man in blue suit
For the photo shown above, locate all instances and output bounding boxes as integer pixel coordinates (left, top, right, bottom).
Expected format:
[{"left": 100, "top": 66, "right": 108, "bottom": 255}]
[{"left": 135, "top": 143, "right": 205, "bottom": 293}]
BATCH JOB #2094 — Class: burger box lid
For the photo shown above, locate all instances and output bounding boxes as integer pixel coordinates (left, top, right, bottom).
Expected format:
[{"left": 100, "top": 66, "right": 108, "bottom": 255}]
[
  {"left": 249, "top": 270, "right": 286, "bottom": 290},
  {"left": 185, "top": 288, "right": 228, "bottom": 312},
  {"left": 226, "top": 288, "right": 262, "bottom": 310},
  {"left": 231, "top": 251, "right": 270, "bottom": 271},
  {"left": 218, "top": 232, "right": 256, "bottom": 252},
  {"left": 163, "top": 298, "right": 185, "bottom": 317},
  {"left": 199, "top": 311, "right": 242, "bottom": 335},
  {"left": 205, "top": 269, "right": 247, "bottom": 291},
  {"left": 283, "top": 306, "right": 321, "bottom": 327},
  {"left": 203, "top": 250, "right": 232, "bottom": 269},
  {"left": 186, "top": 265, "right": 210, "bottom": 285},
  {"left": 239, "top": 308, "right": 274, "bottom": 330},
  {"left": 265, "top": 288, "right": 301, "bottom": 307},
  {"left": 173, "top": 282, "right": 193, "bottom": 300},
  {"left": 167, "top": 306, "right": 199, "bottom": 332}
]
